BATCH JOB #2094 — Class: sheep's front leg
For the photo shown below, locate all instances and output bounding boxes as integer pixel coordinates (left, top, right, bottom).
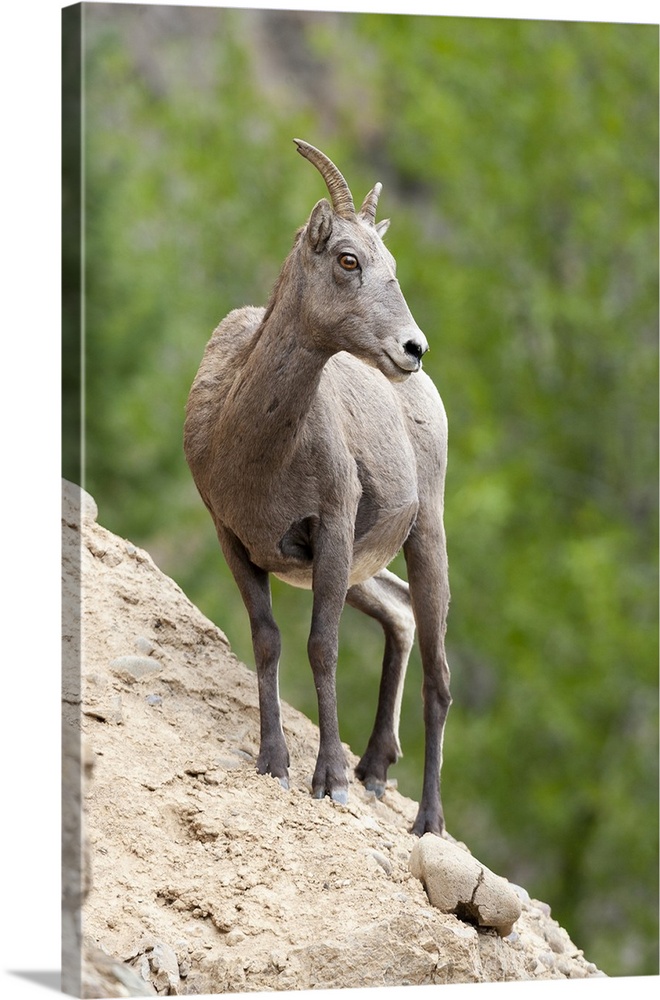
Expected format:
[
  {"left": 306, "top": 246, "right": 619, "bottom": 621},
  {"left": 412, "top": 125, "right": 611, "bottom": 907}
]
[
  {"left": 216, "top": 524, "right": 290, "bottom": 787},
  {"left": 404, "top": 512, "right": 452, "bottom": 836},
  {"left": 307, "top": 518, "right": 352, "bottom": 804}
]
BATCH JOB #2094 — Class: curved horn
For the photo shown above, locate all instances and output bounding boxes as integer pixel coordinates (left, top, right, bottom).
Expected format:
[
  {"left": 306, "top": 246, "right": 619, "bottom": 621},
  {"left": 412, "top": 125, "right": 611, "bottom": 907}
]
[
  {"left": 358, "top": 182, "right": 382, "bottom": 226},
  {"left": 293, "top": 138, "right": 356, "bottom": 219}
]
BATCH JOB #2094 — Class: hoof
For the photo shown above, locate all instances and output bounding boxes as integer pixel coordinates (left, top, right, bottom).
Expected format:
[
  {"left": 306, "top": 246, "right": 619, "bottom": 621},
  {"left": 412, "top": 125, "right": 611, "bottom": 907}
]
[
  {"left": 311, "top": 785, "right": 349, "bottom": 805},
  {"left": 362, "top": 776, "right": 387, "bottom": 799},
  {"left": 311, "top": 755, "right": 349, "bottom": 804},
  {"left": 256, "top": 745, "right": 290, "bottom": 790},
  {"left": 411, "top": 805, "right": 445, "bottom": 838},
  {"left": 355, "top": 748, "right": 396, "bottom": 795}
]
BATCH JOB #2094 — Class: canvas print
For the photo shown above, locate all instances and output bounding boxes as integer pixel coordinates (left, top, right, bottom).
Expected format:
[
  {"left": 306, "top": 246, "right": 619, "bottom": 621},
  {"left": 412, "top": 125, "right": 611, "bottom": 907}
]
[{"left": 62, "top": 2, "right": 659, "bottom": 996}]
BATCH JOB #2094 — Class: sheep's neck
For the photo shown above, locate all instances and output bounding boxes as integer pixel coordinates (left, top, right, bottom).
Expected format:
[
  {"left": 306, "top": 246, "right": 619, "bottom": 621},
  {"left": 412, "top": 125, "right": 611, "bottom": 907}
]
[{"left": 217, "top": 306, "right": 329, "bottom": 478}]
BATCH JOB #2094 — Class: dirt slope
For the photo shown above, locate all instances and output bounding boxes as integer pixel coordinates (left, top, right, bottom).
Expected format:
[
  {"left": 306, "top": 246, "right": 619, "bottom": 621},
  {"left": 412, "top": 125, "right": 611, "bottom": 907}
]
[{"left": 61, "top": 480, "right": 604, "bottom": 996}]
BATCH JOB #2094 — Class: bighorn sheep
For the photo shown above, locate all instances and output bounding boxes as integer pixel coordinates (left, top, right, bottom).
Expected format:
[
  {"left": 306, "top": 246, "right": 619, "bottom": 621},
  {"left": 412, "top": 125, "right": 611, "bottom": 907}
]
[{"left": 184, "top": 139, "right": 451, "bottom": 835}]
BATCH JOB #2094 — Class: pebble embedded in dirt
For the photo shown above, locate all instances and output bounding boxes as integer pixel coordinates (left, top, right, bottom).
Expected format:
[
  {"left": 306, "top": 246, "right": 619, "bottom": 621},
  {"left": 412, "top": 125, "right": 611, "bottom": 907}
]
[{"left": 110, "top": 655, "right": 162, "bottom": 682}]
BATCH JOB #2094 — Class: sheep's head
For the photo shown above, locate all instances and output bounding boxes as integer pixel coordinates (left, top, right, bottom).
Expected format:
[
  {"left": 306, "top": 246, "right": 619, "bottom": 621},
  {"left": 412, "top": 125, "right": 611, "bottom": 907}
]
[{"left": 293, "top": 139, "right": 428, "bottom": 381}]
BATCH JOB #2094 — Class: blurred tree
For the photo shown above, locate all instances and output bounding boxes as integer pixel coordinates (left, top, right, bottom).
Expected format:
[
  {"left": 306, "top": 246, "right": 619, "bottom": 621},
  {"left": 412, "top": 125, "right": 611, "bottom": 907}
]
[
  {"left": 62, "top": 4, "right": 83, "bottom": 485},
  {"left": 66, "top": 4, "right": 658, "bottom": 978}
]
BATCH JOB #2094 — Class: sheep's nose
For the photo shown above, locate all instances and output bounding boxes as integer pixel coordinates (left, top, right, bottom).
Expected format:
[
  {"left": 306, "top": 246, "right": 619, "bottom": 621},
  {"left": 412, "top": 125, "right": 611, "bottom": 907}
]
[{"left": 404, "top": 334, "right": 429, "bottom": 363}]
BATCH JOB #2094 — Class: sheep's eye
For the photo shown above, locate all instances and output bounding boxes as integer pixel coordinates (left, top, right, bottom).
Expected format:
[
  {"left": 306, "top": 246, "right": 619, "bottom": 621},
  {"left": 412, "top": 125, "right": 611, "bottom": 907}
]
[{"left": 338, "top": 253, "right": 359, "bottom": 271}]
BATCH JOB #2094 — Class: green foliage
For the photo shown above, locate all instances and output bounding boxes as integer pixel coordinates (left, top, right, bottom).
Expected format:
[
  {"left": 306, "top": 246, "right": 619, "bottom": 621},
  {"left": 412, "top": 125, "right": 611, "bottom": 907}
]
[{"left": 67, "top": 5, "right": 658, "bottom": 978}]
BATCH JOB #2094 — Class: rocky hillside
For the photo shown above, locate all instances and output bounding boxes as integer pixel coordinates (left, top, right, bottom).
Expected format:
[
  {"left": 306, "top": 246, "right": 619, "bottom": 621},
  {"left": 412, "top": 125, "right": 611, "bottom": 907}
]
[{"left": 62, "top": 480, "right": 605, "bottom": 997}]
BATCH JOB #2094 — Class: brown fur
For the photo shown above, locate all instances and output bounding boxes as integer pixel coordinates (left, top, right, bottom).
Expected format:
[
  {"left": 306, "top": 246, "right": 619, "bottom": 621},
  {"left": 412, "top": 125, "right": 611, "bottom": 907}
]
[{"left": 184, "top": 143, "right": 451, "bottom": 834}]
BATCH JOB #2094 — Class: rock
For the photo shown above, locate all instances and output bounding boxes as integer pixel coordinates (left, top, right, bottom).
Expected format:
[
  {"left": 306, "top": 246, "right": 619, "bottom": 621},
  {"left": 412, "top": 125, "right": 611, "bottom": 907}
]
[
  {"left": 510, "top": 882, "right": 530, "bottom": 904},
  {"left": 109, "top": 655, "right": 162, "bottom": 682},
  {"left": 226, "top": 929, "right": 246, "bottom": 947},
  {"left": 409, "top": 834, "right": 522, "bottom": 936},
  {"left": 64, "top": 480, "right": 604, "bottom": 993},
  {"left": 61, "top": 705, "right": 157, "bottom": 997},
  {"left": 84, "top": 943, "right": 158, "bottom": 997},
  {"left": 149, "top": 941, "right": 181, "bottom": 994},
  {"left": 545, "top": 924, "right": 568, "bottom": 954},
  {"left": 135, "top": 636, "right": 156, "bottom": 656},
  {"left": 62, "top": 479, "right": 98, "bottom": 527},
  {"left": 83, "top": 674, "right": 123, "bottom": 725},
  {"left": 365, "top": 848, "right": 393, "bottom": 875}
]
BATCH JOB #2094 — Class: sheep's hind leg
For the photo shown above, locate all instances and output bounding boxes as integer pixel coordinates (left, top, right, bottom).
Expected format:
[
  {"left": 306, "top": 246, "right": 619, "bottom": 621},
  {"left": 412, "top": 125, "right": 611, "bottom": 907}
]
[{"left": 346, "top": 569, "right": 415, "bottom": 798}]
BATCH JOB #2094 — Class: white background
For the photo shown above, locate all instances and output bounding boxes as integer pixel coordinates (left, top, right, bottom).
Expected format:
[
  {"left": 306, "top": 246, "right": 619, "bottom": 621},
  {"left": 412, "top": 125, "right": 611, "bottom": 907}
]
[{"left": 1, "top": 0, "right": 657, "bottom": 997}]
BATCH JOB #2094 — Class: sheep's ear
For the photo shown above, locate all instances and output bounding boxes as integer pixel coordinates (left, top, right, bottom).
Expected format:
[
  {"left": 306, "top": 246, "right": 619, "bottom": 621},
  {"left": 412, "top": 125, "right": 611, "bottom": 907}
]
[
  {"left": 376, "top": 218, "right": 390, "bottom": 239},
  {"left": 307, "top": 198, "right": 334, "bottom": 252}
]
